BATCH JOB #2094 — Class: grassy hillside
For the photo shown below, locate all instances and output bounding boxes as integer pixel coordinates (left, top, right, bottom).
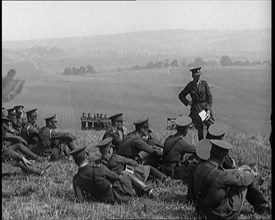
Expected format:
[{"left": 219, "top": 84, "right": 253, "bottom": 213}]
[
  {"left": 3, "top": 66, "right": 271, "bottom": 137},
  {"left": 2, "top": 128, "right": 271, "bottom": 219}
]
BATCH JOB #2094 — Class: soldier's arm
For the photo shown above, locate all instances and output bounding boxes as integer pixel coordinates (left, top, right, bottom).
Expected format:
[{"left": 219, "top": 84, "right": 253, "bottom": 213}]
[
  {"left": 219, "top": 169, "right": 255, "bottom": 187},
  {"left": 51, "top": 130, "right": 76, "bottom": 141},
  {"left": 179, "top": 140, "right": 196, "bottom": 154},
  {"left": 73, "top": 177, "right": 85, "bottom": 203},
  {"left": 110, "top": 131, "right": 122, "bottom": 146},
  {"left": 101, "top": 164, "right": 121, "bottom": 181},
  {"left": 2, "top": 144, "right": 24, "bottom": 161},
  {"left": 179, "top": 84, "right": 191, "bottom": 106},
  {"left": 135, "top": 139, "right": 163, "bottom": 156},
  {"left": 27, "top": 125, "right": 39, "bottom": 137},
  {"left": 3, "top": 133, "right": 28, "bottom": 145},
  {"left": 204, "top": 81, "right": 213, "bottom": 109},
  {"left": 118, "top": 154, "right": 139, "bottom": 167}
]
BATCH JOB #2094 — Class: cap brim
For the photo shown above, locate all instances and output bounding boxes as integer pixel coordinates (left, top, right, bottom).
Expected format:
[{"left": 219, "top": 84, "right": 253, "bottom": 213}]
[{"left": 196, "top": 139, "right": 212, "bottom": 160}]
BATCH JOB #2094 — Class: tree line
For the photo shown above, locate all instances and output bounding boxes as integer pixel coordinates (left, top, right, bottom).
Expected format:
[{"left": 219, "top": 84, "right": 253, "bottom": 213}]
[
  {"left": 62, "top": 65, "right": 97, "bottom": 75},
  {"left": 130, "top": 56, "right": 270, "bottom": 71}
]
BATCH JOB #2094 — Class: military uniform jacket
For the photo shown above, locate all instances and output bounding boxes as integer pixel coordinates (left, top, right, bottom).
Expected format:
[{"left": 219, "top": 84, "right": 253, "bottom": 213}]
[
  {"left": 40, "top": 126, "right": 76, "bottom": 147},
  {"left": 100, "top": 154, "right": 150, "bottom": 181},
  {"left": 194, "top": 160, "right": 255, "bottom": 219},
  {"left": 102, "top": 126, "right": 122, "bottom": 148},
  {"left": 12, "top": 117, "right": 26, "bottom": 134},
  {"left": 179, "top": 80, "right": 213, "bottom": 116},
  {"left": 73, "top": 163, "right": 133, "bottom": 203},
  {"left": 162, "top": 135, "right": 196, "bottom": 163},
  {"left": 21, "top": 122, "right": 40, "bottom": 145},
  {"left": 118, "top": 132, "right": 159, "bottom": 160}
]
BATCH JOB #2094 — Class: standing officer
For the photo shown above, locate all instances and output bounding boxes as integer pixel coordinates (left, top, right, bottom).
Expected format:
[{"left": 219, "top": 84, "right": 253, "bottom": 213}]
[
  {"left": 35, "top": 114, "right": 77, "bottom": 161},
  {"left": 102, "top": 113, "right": 127, "bottom": 153},
  {"left": 179, "top": 67, "right": 214, "bottom": 140},
  {"left": 21, "top": 108, "right": 41, "bottom": 146},
  {"left": 118, "top": 118, "right": 163, "bottom": 167},
  {"left": 161, "top": 115, "right": 196, "bottom": 179},
  {"left": 194, "top": 140, "right": 270, "bottom": 219},
  {"left": 70, "top": 145, "right": 135, "bottom": 204}
]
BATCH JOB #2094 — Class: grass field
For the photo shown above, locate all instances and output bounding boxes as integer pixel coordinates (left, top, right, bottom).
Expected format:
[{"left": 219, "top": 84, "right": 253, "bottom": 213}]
[
  {"left": 2, "top": 129, "right": 272, "bottom": 220},
  {"left": 2, "top": 64, "right": 272, "bottom": 219},
  {"left": 3, "top": 65, "right": 271, "bottom": 137}
]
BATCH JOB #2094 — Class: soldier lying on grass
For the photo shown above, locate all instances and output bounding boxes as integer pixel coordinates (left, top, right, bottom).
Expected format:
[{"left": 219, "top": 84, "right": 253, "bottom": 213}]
[
  {"left": 96, "top": 137, "right": 168, "bottom": 197},
  {"left": 70, "top": 146, "right": 135, "bottom": 204}
]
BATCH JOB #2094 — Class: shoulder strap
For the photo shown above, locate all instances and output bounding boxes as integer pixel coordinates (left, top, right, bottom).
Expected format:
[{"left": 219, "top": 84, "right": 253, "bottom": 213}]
[{"left": 162, "top": 136, "right": 182, "bottom": 162}]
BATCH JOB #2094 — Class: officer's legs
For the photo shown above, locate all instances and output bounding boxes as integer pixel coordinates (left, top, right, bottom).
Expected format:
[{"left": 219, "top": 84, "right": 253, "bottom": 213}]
[
  {"left": 9, "top": 143, "right": 39, "bottom": 160},
  {"left": 122, "top": 171, "right": 151, "bottom": 195},
  {"left": 191, "top": 116, "right": 204, "bottom": 141},
  {"left": 161, "top": 163, "right": 176, "bottom": 178},
  {"left": 149, "top": 165, "right": 167, "bottom": 181},
  {"left": 17, "top": 161, "right": 42, "bottom": 175},
  {"left": 66, "top": 141, "right": 77, "bottom": 151},
  {"left": 245, "top": 180, "right": 269, "bottom": 206}
]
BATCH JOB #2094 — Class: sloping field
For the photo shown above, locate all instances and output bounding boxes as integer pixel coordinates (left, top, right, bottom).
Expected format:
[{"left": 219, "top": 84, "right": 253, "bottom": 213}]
[{"left": 4, "top": 66, "right": 271, "bottom": 136}]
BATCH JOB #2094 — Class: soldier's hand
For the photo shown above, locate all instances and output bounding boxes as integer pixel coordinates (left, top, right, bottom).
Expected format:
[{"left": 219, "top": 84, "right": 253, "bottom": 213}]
[{"left": 21, "top": 157, "right": 32, "bottom": 167}]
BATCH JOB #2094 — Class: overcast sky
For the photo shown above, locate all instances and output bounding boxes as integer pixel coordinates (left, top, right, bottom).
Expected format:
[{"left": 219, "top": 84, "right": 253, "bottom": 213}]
[{"left": 2, "top": 1, "right": 271, "bottom": 41}]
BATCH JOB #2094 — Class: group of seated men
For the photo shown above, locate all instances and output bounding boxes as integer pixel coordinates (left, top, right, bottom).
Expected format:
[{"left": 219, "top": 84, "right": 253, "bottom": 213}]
[{"left": 2, "top": 106, "right": 270, "bottom": 218}]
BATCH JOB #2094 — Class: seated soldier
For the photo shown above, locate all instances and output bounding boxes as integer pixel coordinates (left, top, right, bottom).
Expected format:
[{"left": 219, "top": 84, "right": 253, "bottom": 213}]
[
  {"left": 2, "top": 118, "right": 44, "bottom": 176},
  {"left": 161, "top": 115, "right": 196, "bottom": 179},
  {"left": 194, "top": 140, "right": 270, "bottom": 219},
  {"left": 96, "top": 137, "right": 166, "bottom": 196},
  {"left": 118, "top": 118, "right": 163, "bottom": 167},
  {"left": 2, "top": 107, "right": 6, "bottom": 117},
  {"left": 13, "top": 105, "right": 27, "bottom": 133},
  {"left": 21, "top": 108, "right": 41, "bottom": 146},
  {"left": 2, "top": 117, "right": 41, "bottom": 161},
  {"left": 6, "top": 108, "right": 20, "bottom": 135},
  {"left": 69, "top": 146, "right": 135, "bottom": 204},
  {"left": 206, "top": 122, "right": 236, "bottom": 168},
  {"left": 186, "top": 122, "right": 237, "bottom": 203},
  {"left": 102, "top": 113, "right": 127, "bottom": 154},
  {"left": 33, "top": 114, "right": 77, "bottom": 161}
]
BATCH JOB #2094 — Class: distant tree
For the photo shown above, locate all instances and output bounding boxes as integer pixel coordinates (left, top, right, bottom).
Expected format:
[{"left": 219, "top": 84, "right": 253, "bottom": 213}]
[
  {"left": 79, "top": 66, "right": 86, "bottom": 74},
  {"left": 164, "top": 59, "right": 170, "bottom": 67},
  {"left": 72, "top": 66, "right": 79, "bottom": 75},
  {"left": 244, "top": 60, "right": 251, "bottom": 66},
  {"left": 132, "top": 65, "right": 143, "bottom": 70},
  {"left": 181, "top": 60, "right": 186, "bottom": 67},
  {"left": 251, "top": 61, "right": 262, "bottom": 65},
  {"left": 6, "top": 69, "right": 16, "bottom": 80},
  {"left": 170, "top": 59, "right": 179, "bottom": 67},
  {"left": 192, "top": 57, "right": 206, "bottom": 66},
  {"left": 206, "top": 60, "right": 218, "bottom": 66},
  {"left": 86, "top": 65, "right": 95, "bottom": 74},
  {"left": 146, "top": 62, "right": 155, "bottom": 69},
  {"left": 155, "top": 61, "right": 163, "bottom": 68},
  {"left": 263, "top": 60, "right": 271, "bottom": 66},
  {"left": 63, "top": 67, "right": 72, "bottom": 75},
  {"left": 220, "top": 56, "right": 233, "bottom": 66},
  {"left": 233, "top": 60, "right": 244, "bottom": 66}
]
